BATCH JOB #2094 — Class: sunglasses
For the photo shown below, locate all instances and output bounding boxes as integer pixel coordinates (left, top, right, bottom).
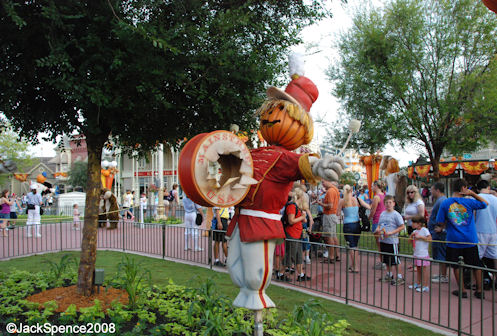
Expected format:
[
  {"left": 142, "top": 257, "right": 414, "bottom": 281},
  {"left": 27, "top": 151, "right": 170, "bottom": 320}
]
[{"left": 407, "top": 191, "right": 415, "bottom": 194}]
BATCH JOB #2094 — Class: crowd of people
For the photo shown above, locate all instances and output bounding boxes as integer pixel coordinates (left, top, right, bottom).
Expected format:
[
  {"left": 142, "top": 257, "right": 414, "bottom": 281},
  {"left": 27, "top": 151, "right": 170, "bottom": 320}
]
[
  {"left": 0, "top": 183, "right": 49, "bottom": 238},
  {"left": 264, "top": 177, "right": 497, "bottom": 300}
]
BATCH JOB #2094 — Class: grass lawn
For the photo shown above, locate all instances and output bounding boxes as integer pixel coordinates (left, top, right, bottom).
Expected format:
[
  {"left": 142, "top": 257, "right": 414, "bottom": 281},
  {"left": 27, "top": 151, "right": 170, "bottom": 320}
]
[{"left": 0, "top": 251, "right": 442, "bottom": 336}]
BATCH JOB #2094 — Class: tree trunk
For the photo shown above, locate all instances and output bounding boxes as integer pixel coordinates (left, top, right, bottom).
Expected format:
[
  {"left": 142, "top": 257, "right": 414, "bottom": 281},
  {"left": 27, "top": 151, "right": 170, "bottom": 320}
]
[
  {"left": 77, "top": 135, "right": 105, "bottom": 296},
  {"left": 431, "top": 155, "right": 441, "bottom": 181}
]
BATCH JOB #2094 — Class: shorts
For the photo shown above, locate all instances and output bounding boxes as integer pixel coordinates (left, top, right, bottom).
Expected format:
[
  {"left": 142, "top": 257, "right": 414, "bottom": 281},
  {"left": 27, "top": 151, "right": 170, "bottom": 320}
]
[
  {"left": 274, "top": 243, "right": 285, "bottom": 256},
  {"left": 477, "top": 232, "right": 497, "bottom": 259},
  {"left": 380, "top": 243, "right": 400, "bottom": 266},
  {"left": 301, "top": 236, "right": 310, "bottom": 251},
  {"left": 431, "top": 231, "right": 447, "bottom": 261},
  {"left": 284, "top": 240, "right": 303, "bottom": 267},
  {"left": 446, "top": 246, "right": 482, "bottom": 268},
  {"left": 0, "top": 213, "right": 9, "bottom": 219},
  {"left": 213, "top": 218, "right": 228, "bottom": 242},
  {"left": 322, "top": 214, "right": 338, "bottom": 238},
  {"left": 372, "top": 222, "right": 379, "bottom": 233},
  {"left": 343, "top": 221, "right": 361, "bottom": 248},
  {"left": 414, "top": 256, "right": 431, "bottom": 267},
  {"left": 9, "top": 212, "right": 17, "bottom": 220}
]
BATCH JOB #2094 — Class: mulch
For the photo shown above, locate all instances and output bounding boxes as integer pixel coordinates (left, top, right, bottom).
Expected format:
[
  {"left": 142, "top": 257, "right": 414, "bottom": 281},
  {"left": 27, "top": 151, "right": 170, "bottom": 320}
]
[{"left": 26, "top": 285, "right": 128, "bottom": 313}]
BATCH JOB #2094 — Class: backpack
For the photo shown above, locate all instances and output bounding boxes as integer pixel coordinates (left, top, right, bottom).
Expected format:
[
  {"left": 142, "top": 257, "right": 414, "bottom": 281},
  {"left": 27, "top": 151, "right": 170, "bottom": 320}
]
[
  {"left": 165, "top": 190, "right": 174, "bottom": 202},
  {"left": 356, "top": 197, "right": 371, "bottom": 232},
  {"left": 281, "top": 202, "right": 298, "bottom": 228}
]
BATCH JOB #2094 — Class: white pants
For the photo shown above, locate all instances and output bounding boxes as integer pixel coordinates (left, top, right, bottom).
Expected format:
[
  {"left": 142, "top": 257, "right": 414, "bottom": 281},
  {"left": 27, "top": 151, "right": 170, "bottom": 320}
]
[
  {"left": 184, "top": 212, "right": 199, "bottom": 249},
  {"left": 227, "top": 224, "right": 276, "bottom": 310},
  {"left": 26, "top": 206, "right": 41, "bottom": 236}
]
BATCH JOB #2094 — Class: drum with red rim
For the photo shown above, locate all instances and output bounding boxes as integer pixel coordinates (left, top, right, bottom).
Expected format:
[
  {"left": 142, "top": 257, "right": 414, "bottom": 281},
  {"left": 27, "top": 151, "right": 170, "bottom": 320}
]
[{"left": 179, "top": 130, "right": 255, "bottom": 207}]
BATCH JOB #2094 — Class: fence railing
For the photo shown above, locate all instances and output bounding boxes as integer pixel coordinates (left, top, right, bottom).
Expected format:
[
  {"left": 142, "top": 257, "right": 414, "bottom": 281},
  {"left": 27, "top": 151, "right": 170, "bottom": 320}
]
[{"left": 0, "top": 220, "right": 495, "bottom": 336}]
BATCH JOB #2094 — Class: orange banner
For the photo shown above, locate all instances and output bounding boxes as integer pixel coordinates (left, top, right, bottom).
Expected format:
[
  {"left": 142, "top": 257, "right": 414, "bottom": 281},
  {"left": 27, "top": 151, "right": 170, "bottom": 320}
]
[
  {"left": 461, "top": 161, "right": 488, "bottom": 175},
  {"left": 438, "top": 162, "right": 458, "bottom": 176},
  {"left": 14, "top": 173, "right": 28, "bottom": 182},
  {"left": 415, "top": 165, "right": 431, "bottom": 178},
  {"left": 408, "top": 167, "right": 414, "bottom": 179},
  {"left": 360, "top": 155, "right": 382, "bottom": 196}
]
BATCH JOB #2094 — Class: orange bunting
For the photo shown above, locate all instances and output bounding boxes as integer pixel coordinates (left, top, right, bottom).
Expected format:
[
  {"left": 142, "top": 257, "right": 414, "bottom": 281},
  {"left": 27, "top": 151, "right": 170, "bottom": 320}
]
[
  {"left": 494, "top": 161, "right": 497, "bottom": 171},
  {"left": 438, "top": 162, "right": 458, "bottom": 176},
  {"left": 407, "top": 167, "right": 414, "bottom": 179},
  {"left": 415, "top": 165, "right": 431, "bottom": 178},
  {"left": 14, "top": 173, "right": 28, "bottom": 182},
  {"left": 461, "top": 161, "right": 488, "bottom": 175},
  {"left": 54, "top": 172, "right": 68, "bottom": 178}
]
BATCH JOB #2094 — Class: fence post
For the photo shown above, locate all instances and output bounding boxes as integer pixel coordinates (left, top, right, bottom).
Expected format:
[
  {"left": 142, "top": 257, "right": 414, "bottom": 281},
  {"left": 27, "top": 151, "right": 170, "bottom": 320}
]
[
  {"left": 122, "top": 220, "right": 125, "bottom": 252},
  {"left": 208, "top": 229, "right": 213, "bottom": 269},
  {"left": 457, "top": 256, "right": 464, "bottom": 336},
  {"left": 345, "top": 241, "right": 350, "bottom": 305},
  {"left": 162, "top": 224, "right": 166, "bottom": 259},
  {"left": 59, "top": 220, "right": 63, "bottom": 252}
]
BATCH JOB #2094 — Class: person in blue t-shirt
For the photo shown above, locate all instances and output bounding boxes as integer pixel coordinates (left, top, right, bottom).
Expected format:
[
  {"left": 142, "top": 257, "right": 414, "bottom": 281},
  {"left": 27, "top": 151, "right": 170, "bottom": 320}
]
[
  {"left": 436, "top": 178, "right": 488, "bottom": 299},
  {"left": 429, "top": 182, "right": 448, "bottom": 283}
]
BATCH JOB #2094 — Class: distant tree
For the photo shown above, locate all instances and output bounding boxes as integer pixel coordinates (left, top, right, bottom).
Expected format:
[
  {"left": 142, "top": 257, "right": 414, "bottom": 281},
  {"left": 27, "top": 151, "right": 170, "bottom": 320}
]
[
  {"left": 328, "top": 0, "right": 497, "bottom": 178},
  {"left": 0, "top": 0, "right": 329, "bottom": 295},
  {"left": 68, "top": 162, "right": 88, "bottom": 191},
  {"left": 0, "top": 127, "right": 36, "bottom": 186},
  {"left": 340, "top": 171, "right": 357, "bottom": 187}
]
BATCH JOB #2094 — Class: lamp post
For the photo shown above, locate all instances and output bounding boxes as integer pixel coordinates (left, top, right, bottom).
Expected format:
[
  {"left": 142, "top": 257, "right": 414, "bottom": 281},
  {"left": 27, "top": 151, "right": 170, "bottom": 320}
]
[
  {"left": 158, "top": 144, "right": 165, "bottom": 219},
  {"left": 338, "top": 119, "right": 361, "bottom": 156}
]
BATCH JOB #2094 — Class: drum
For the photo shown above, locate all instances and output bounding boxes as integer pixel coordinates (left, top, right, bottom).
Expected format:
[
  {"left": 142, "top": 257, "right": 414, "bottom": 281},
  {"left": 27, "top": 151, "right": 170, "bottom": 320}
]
[{"left": 179, "top": 130, "right": 256, "bottom": 207}]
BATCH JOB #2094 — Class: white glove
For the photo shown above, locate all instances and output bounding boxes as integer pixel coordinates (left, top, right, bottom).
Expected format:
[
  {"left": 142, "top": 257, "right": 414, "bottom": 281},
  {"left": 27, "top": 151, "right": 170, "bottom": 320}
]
[{"left": 310, "top": 155, "right": 345, "bottom": 182}]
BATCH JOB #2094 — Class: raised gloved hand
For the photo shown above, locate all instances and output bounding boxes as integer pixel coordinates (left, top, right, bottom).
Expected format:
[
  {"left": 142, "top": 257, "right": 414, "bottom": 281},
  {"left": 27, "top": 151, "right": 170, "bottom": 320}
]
[
  {"left": 309, "top": 155, "right": 345, "bottom": 182},
  {"left": 0, "top": 159, "right": 17, "bottom": 174}
]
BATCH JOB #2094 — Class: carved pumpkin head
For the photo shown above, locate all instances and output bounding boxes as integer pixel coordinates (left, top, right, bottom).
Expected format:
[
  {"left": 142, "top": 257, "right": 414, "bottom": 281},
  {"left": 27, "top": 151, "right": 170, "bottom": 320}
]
[{"left": 258, "top": 99, "right": 314, "bottom": 150}]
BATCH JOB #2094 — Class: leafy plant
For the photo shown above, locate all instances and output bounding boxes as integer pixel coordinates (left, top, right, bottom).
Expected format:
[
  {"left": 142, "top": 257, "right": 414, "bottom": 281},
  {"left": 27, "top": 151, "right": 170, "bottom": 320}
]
[
  {"left": 275, "top": 300, "right": 350, "bottom": 336},
  {"left": 44, "top": 254, "right": 77, "bottom": 285},
  {"left": 112, "top": 255, "right": 152, "bottom": 309}
]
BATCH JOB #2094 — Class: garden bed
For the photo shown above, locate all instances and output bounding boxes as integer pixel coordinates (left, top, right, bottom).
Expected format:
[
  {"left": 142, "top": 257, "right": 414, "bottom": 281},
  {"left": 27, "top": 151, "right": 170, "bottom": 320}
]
[{"left": 0, "top": 255, "right": 348, "bottom": 336}]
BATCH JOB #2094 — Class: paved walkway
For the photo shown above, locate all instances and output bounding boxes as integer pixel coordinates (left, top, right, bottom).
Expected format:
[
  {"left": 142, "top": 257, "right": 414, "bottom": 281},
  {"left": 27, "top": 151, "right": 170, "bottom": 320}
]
[{"left": 1, "top": 222, "right": 496, "bottom": 336}]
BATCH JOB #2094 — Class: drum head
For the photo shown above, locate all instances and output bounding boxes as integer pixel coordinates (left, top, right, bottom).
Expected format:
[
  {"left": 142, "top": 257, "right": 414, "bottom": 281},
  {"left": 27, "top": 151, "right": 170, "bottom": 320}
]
[{"left": 179, "top": 131, "right": 255, "bottom": 207}]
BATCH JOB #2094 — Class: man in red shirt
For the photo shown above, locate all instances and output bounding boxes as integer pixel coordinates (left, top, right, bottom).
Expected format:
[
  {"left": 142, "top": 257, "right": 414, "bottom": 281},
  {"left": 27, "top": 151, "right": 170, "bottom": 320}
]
[{"left": 318, "top": 180, "right": 340, "bottom": 262}]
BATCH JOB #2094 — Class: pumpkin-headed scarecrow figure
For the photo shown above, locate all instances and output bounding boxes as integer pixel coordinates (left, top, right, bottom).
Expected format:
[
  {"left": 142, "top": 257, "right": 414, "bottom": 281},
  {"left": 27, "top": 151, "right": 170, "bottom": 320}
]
[{"left": 226, "top": 53, "right": 345, "bottom": 310}]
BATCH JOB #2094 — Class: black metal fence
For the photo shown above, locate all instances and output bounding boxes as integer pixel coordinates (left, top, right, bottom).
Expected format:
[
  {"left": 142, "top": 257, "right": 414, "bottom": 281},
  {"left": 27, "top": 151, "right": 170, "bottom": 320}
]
[{"left": 0, "top": 220, "right": 495, "bottom": 336}]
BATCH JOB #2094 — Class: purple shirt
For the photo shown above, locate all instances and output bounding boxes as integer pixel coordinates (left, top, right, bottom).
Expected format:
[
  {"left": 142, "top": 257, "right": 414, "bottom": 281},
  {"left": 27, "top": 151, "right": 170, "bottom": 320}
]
[
  {"left": 372, "top": 193, "right": 386, "bottom": 224},
  {"left": 1, "top": 201, "right": 10, "bottom": 214}
]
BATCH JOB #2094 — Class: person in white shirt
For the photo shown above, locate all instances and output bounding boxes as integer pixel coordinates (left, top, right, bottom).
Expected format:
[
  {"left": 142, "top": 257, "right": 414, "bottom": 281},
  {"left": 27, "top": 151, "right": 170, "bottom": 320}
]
[
  {"left": 122, "top": 190, "right": 133, "bottom": 219},
  {"left": 475, "top": 180, "right": 497, "bottom": 282},
  {"left": 404, "top": 185, "right": 425, "bottom": 235},
  {"left": 140, "top": 193, "right": 148, "bottom": 222},
  {"left": 409, "top": 216, "right": 432, "bottom": 293}
]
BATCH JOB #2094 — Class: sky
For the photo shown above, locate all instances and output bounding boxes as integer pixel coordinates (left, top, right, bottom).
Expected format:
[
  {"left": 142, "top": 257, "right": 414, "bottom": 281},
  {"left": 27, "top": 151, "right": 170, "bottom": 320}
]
[
  {"left": 298, "top": 0, "right": 420, "bottom": 167},
  {"left": 28, "top": 0, "right": 421, "bottom": 166}
]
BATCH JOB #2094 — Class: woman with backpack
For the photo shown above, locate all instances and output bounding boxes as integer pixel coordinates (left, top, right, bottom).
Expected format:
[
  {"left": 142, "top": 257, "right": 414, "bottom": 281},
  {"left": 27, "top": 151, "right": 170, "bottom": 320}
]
[{"left": 404, "top": 185, "right": 425, "bottom": 235}]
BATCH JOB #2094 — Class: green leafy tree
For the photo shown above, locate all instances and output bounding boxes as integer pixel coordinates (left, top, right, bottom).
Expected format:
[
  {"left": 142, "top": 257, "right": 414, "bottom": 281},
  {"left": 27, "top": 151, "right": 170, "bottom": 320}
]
[
  {"left": 68, "top": 161, "right": 88, "bottom": 191},
  {"left": 0, "top": 127, "right": 36, "bottom": 186},
  {"left": 339, "top": 171, "right": 356, "bottom": 187},
  {"left": 328, "top": 0, "right": 497, "bottom": 177},
  {"left": 0, "top": 0, "right": 328, "bottom": 295}
]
